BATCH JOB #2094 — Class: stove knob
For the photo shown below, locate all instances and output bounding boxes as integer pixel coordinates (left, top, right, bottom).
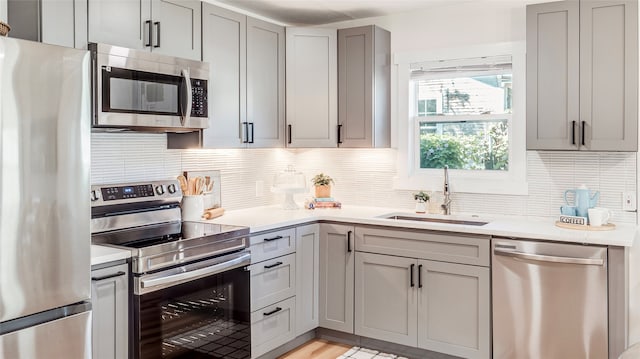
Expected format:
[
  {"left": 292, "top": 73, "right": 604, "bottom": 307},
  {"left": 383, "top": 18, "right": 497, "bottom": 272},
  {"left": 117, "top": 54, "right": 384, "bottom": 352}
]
[
  {"left": 155, "top": 185, "right": 165, "bottom": 195},
  {"left": 167, "top": 183, "right": 177, "bottom": 194},
  {"left": 90, "top": 190, "right": 100, "bottom": 202}
]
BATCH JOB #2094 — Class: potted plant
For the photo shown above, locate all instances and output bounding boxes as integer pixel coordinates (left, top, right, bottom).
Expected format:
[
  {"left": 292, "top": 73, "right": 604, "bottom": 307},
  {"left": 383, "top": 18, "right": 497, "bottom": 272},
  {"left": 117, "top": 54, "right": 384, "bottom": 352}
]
[
  {"left": 312, "top": 173, "right": 334, "bottom": 198},
  {"left": 413, "top": 191, "right": 430, "bottom": 213}
]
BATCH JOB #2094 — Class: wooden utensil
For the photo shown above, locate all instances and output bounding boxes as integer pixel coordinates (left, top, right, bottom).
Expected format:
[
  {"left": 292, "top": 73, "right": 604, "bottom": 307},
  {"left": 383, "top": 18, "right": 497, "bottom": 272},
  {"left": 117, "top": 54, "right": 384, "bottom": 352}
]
[
  {"left": 177, "top": 175, "right": 188, "bottom": 195},
  {"left": 202, "top": 207, "right": 224, "bottom": 220}
]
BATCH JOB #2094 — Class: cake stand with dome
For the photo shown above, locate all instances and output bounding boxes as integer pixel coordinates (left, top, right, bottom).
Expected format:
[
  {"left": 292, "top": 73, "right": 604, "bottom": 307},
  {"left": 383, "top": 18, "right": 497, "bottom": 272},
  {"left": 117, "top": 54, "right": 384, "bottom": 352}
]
[{"left": 271, "top": 166, "right": 307, "bottom": 209}]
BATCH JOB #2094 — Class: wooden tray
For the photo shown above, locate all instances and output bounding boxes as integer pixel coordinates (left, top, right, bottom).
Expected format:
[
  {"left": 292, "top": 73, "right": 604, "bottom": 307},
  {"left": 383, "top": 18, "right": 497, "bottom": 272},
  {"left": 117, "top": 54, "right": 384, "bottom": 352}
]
[{"left": 555, "top": 221, "right": 616, "bottom": 231}]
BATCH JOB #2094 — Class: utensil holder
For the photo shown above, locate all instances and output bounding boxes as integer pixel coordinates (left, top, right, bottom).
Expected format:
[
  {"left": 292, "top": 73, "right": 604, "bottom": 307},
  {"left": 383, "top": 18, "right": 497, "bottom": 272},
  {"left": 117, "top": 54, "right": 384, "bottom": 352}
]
[{"left": 182, "top": 195, "right": 204, "bottom": 221}]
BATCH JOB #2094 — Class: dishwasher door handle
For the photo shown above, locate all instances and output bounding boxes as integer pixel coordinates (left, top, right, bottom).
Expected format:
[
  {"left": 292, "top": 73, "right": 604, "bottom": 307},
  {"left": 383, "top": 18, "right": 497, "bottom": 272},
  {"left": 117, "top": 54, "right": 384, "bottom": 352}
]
[{"left": 494, "top": 247, "right": 604, "bottom": 266}]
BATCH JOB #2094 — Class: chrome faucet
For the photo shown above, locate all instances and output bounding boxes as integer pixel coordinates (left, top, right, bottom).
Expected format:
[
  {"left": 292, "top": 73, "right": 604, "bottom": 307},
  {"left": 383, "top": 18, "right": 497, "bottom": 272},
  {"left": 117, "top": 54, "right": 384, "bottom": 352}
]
[{"left": 441, "top": 166, "right": 452, "bottom": 215}]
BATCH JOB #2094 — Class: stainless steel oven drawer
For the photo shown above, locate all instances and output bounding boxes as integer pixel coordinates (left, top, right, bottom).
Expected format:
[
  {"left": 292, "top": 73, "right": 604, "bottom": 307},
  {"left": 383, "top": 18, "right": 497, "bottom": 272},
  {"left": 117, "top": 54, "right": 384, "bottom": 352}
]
[{"left": 249, "top": 253, "right": 296, "bottom": 311}]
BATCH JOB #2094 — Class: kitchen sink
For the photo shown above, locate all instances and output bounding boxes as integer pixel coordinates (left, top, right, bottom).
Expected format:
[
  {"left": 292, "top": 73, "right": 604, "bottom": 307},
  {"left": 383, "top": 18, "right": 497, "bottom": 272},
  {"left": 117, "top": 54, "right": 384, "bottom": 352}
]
[{"left": 383, "top": 215, "right": 489, "bottom": 226}]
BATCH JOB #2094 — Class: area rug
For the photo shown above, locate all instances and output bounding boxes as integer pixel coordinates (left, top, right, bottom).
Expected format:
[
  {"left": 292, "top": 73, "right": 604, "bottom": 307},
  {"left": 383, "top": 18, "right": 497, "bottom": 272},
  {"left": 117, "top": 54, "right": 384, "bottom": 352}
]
[{"left": 337, "top": 346, "right": 408, "bottom": 359}]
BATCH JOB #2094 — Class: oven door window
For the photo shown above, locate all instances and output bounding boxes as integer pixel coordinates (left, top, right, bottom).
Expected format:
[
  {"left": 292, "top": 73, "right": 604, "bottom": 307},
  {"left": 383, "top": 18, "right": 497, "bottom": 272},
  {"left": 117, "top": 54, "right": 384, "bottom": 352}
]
[
  {"left": 102, "top": 67, "right": 182, "bottom": 116},
  {"left": 135, "top": 266, "right": 251, "bottom": 359}
]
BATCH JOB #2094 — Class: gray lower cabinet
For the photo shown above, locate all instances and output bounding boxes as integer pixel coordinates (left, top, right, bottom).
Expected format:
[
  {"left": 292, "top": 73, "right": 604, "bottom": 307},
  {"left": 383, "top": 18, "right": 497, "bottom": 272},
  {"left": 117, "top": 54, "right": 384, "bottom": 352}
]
[
  {"left": 318, "top": 223, "right": 354, "bottom": 333},
  {"left": 337, "top": 25, "right": 390, "bottom": 148},
  {"left": 202, "top": 4, "right": 285, "bottom": 148},
  {"left": 249, "top": 253, "right": 296, "bottom": 312},
  {"left": 526, "top": 0, "right": 638, "bottom": 151},
  {"left": 91, "top": 262, "right": 129, "bottom": 359},
  {"left": 354, "top": 226, "right": 490, "bottom": 359},
  {"left": 286, "top": 27, "right": 338, "bottom": 148},
  {"left": 354, "top": 252, "right": 417, "bottom": 346},
  {"left": 295, "top": 224, "right": 320, "bottom": 335}
]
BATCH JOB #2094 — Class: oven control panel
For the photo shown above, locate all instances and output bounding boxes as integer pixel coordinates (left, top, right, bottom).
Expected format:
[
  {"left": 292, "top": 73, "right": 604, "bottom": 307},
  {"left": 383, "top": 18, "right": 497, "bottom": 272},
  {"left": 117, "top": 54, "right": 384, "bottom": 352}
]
[{"left": 91, "top": 180, "right": 182, "bottom": 206}]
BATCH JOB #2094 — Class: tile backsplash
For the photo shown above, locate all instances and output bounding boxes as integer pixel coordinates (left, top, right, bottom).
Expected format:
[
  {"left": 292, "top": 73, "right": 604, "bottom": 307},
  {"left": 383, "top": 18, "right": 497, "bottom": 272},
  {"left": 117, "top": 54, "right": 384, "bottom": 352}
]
[{"left": 91, "top": 133, "right": 637, "bottom": 224}]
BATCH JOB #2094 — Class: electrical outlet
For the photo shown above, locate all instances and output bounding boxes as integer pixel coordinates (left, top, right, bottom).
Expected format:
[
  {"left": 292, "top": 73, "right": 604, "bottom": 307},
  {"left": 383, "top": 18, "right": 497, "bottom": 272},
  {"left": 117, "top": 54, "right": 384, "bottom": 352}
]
[
  {"left": 623, "top": 191, "right": 636, "bottom": 211},
  {"left": 256, "top": 180, "right": 264, "bottom": 197}
]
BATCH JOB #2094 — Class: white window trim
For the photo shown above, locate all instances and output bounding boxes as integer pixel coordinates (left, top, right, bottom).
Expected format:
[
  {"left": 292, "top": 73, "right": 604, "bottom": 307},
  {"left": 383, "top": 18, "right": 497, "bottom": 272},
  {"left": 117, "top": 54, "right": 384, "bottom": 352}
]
[{"left": 393, "top": 42, "right": 528, "bottom": 195}]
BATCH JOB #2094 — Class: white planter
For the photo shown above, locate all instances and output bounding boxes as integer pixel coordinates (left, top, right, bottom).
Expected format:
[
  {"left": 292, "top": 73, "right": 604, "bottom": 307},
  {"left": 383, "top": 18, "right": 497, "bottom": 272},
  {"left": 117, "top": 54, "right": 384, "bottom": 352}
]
[{"left": 415, "top": 201, "right": 428, "bottom": 213}]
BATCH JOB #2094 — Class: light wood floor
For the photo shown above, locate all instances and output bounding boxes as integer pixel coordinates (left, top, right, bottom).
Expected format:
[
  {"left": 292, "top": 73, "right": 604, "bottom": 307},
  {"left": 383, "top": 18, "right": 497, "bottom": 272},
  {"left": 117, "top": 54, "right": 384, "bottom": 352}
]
[{"left": 278, "top": 339, "right": 351, "bottom": 359}]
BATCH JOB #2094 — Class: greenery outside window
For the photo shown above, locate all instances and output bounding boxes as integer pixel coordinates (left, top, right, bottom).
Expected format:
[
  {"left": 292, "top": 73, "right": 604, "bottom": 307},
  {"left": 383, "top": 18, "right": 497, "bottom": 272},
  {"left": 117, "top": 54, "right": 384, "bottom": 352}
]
[{"left": 411, "top": 57, "right": 513, "bottom": 172}]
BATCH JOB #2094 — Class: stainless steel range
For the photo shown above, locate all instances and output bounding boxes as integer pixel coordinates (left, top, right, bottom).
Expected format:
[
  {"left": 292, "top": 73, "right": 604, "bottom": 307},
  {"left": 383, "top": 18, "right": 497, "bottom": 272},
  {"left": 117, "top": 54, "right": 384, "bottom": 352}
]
[{"left": 90, "top": 180, "right": 251, "bottom": 359}]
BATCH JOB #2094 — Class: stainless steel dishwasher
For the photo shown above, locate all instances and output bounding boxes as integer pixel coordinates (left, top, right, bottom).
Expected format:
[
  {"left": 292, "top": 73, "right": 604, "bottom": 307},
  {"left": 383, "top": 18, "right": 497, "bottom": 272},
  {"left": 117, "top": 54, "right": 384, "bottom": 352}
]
[{"left": 492, "top": 238, "right": 608, "bottom": 359}]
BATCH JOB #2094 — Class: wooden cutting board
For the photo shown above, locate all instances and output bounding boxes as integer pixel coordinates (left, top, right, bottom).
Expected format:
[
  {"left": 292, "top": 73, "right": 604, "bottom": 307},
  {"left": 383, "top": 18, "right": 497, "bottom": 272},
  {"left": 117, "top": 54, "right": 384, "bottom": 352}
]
[{"left": 555, "top": 221, "right": 616, "bottom": 231}]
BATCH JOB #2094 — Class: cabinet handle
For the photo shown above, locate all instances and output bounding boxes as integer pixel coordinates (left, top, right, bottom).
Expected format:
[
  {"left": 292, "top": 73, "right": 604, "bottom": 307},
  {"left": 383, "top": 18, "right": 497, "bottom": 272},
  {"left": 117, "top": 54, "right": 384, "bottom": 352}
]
[
  {"left": 264, "top": 261, "right": 283, "bottom": 269},
  {"left": 263, "top": 307, "right": 282, "bottom": 316},
  {"left": 249, "top": 122, "right": 255, "bottom": 144},
  {"left": 418, "top": 264, "right": 423, "bottom": 288},
  {"left": 347, "top": 230, "right": 352, "bottom": 252},
  {"left": 264, "top": 235, "right": 283, "bottom": 242},
  {"left": 571, "top": 120, "right": 576, "bottom": 145},
  {"left": 581, "top": 121, "right": 586, "bottom": 146},
  {"left": 410, "top": 264, "right": 415, "bottom": 287},
  {"left": 144, "top": 20, "right": 152, "bottom": 47},
  {"left": 242, "top": 122, "right": 249, "bottom": 143},
  {"left": 288, "top": 124, "right": 292, "bottom": 144},
  {"left": 337, "top": 124, "right": 343, "bottom": 144},
  {"left": 153, "top": 22, "right": 161, "bottom": 48},
  {"left": 92, "top": 271, "right": 126, "bottom": 281}
]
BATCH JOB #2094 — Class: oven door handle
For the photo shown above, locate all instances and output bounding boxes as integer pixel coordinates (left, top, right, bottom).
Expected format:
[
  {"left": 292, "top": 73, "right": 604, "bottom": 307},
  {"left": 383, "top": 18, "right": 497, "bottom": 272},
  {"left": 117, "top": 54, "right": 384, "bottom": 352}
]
[{"left": 140, "top": 251, "right": 250, "bottom": 291}]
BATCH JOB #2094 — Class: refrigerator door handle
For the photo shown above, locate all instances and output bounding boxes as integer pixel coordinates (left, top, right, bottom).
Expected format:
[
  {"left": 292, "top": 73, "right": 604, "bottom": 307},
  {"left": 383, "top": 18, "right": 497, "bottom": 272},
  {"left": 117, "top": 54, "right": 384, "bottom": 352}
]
[{"left": 493, "top": 247, "right": 604, "bottom": 266}]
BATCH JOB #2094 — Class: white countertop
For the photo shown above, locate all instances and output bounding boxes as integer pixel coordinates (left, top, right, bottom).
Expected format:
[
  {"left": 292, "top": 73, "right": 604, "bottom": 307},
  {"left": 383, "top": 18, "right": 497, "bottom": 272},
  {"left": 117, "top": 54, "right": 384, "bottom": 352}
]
[
  {"left": 90, "top": 204, "right": 639, "bottom": 266},
  {"left": 204, "top": 205, "right": 639, "bottom": 247},
  {"left": 91, "top": 244, "right": 131, "bottom": 266}
]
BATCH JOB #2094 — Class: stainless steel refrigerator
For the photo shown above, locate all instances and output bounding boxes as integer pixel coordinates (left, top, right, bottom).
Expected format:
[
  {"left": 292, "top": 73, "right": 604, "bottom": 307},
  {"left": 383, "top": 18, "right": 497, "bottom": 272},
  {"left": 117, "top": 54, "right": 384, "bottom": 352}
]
[{"left": 0, "top": 37, "right": 92, "bottom": 357}]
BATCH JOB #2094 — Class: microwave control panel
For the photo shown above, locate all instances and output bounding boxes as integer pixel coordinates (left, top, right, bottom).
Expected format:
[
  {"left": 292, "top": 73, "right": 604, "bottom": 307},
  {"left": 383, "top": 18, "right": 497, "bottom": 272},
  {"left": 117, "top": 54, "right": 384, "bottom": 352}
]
[{"left": 191, "top": 78, "right": 208, "bottom": 118}]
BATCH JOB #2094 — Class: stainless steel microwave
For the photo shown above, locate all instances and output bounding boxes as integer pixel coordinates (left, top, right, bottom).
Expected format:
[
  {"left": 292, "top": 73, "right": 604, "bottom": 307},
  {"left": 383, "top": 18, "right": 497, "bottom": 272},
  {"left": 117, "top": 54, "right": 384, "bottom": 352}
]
[{"left": 89, "top": 43, "right": 209, "bottom": 132}]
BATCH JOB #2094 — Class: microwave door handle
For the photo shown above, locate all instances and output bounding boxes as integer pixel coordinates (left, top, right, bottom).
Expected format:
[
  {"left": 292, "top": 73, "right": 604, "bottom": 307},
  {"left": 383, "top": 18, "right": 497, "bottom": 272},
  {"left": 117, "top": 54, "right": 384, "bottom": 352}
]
[{"left": 180, "top": 69, "right": 192, "bottom": 126}]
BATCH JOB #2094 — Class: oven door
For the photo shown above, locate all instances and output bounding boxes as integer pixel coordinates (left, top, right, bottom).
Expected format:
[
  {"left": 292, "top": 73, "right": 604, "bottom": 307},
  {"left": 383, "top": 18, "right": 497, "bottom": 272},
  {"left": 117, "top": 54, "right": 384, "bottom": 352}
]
[{"left": 133, "top": 251, "right": 251, "bottom": 359}]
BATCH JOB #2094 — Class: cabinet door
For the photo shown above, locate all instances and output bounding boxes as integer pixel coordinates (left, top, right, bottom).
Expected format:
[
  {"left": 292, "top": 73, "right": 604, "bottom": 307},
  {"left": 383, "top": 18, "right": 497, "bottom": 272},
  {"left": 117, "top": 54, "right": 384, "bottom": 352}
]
[
  {"left": 526, "top": 1, "right": 580, "bottom": 150},
  {"left": 150, "top": 0, "right": 201, "bottom": 60},
  {"left": 91, "top": 264, "right": 129, "bottom": 359},
  {"left": 247, "top": 17, "right": 285, "bottom": 148},
  {"left": 41, "top": 0, "right": 75, "bottom": 47},
  {"left": 88, "top": 0, "right": 149, "bottom": 50},
  {"left": 580, "top": 0, "right": 638, "bottom": 151},
  {"left": 286, "top": 27, "right": 338, "bottom": 148},
  {"left": 295, "top": 224, "right": 320, "bottom": 335},
  {"left": 201, "top": 4, "right": 246, "bottom": 148},
  {"left": 355, "top": 252, "right": 418, "bottom": 347},
  {"left": 319, "top": 223, "right": 354, "bottom": 333},
  {"left": 417, "top": 260, "right": 490, "bottom": 359}
]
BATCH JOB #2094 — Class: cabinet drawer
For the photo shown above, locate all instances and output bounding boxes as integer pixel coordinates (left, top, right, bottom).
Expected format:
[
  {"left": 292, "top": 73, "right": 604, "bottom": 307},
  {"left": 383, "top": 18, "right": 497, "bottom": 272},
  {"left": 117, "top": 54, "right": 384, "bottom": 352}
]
[
  {"left": 250, "top": 253, "right": 296, "bottom": 311},
  {"left": 355, "top": 227, "right": 490, "bottom": 266},
  {"left": 250, "top": 228, "right": 296, "bottom": 263},
  {"left": 251, "top": 297, "right": 296, "bottom": 358}
]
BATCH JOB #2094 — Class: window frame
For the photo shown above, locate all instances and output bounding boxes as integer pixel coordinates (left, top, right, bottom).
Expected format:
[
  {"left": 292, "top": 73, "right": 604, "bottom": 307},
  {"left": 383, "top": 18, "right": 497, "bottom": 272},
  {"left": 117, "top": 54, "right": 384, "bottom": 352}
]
[{"left": 394, "top": 42, "right": 528, "bottom": 195}]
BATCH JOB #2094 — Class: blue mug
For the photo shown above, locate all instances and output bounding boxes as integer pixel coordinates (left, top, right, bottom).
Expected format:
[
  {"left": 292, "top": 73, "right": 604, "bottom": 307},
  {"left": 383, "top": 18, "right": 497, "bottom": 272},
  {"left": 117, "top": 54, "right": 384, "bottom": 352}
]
[{"left": 560, "top": 205, "right": 577, "bottom": 216}]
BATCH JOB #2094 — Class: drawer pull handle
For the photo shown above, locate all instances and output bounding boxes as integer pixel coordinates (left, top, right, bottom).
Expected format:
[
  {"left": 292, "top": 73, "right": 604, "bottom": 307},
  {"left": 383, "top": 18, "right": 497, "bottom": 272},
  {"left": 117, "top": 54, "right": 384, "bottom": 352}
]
[
  {"left": 264, "top": 235, "right": 283, "bottom": 242},
  {"left": 264, "top": 261, "right": 283, "bottom": 269},
  {"left": 92, "top": 271, "right": 126, "bottom": 281},
  {"left": 263, "top": 307, "right": 282, "bottom": 316},
  {"left": 418, "top": 264, "right": 423, "bottom": 288}
]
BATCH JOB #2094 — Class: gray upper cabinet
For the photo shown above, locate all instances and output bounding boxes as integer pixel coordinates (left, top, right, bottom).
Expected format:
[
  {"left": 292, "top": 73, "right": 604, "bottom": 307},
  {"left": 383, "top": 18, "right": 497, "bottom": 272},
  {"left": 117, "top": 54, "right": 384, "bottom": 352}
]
[
  {"left": 527, "top": 0, "right": 638, "bottom": 151},
  {"left": 201, "top": 4, "right": 246, "bottom": 148},
  {"left": 286, "top": 27, "right": 338, "bottom": 148},
  {"left": 7, "top": 0, "right": 77, "bottom": 47},
  {"left": 202, "top": 4, "right": 285, "bottom": 148},
  {"left": 337, "top": 25, "right": 390, "bottom": 148},
  {"left": 86, "top": 0, "right": 201, "bottom": 60},
  {"left": 246, "top": 17, "right": 286, "bottom": 147}
]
